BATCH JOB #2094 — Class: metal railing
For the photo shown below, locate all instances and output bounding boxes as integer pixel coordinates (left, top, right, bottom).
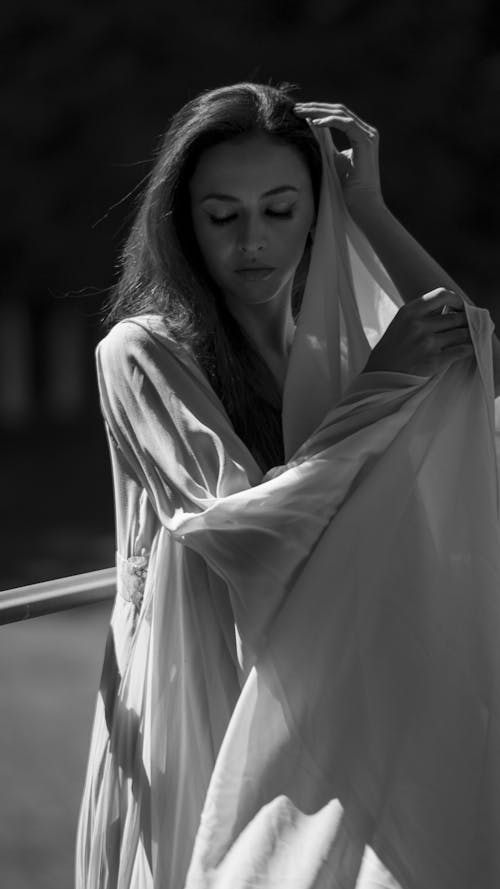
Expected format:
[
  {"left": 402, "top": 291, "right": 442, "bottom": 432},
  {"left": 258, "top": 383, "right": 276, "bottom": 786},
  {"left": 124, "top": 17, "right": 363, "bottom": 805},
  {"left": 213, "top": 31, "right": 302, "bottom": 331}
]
[{"left": 0, "top": 568, "right": 116, "bottom": 625}]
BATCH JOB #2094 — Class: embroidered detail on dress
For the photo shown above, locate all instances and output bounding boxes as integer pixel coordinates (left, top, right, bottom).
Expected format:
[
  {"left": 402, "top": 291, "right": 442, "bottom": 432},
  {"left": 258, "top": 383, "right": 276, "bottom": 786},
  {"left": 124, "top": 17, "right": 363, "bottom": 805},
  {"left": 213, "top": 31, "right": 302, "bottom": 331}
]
[{"left": 116, "top": 548, "right": 150, "bottom": 612}]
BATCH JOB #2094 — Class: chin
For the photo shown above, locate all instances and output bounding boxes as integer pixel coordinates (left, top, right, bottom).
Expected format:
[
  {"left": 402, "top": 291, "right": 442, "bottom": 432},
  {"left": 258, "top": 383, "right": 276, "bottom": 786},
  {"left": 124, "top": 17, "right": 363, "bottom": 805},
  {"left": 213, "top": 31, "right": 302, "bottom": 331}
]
[
  {"left": 226, "top": 275, "right": 292, "bottom": 306},
  {"left": 231, "top": 288, "right": 283, "bottom": 306}
]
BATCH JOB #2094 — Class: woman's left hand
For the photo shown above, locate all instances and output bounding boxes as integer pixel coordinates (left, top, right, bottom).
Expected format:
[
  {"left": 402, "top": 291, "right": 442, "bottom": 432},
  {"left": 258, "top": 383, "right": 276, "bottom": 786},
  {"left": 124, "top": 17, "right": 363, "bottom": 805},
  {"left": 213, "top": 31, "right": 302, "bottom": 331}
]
[{"left": 293, "top": 102, "right": 383, "bottom": 212}]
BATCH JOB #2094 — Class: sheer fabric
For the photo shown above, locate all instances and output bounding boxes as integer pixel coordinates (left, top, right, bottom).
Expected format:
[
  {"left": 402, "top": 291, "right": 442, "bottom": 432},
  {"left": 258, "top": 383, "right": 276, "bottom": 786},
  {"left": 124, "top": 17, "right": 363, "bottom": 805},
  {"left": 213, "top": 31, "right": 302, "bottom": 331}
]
[{"left": 75, "top": 127, "right": 500, "bottom": 889}]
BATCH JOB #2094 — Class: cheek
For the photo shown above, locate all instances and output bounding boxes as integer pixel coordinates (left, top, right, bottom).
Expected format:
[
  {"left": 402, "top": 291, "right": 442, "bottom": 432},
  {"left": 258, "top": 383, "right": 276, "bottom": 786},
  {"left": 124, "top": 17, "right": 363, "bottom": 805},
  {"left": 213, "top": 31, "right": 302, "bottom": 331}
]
[
  {"left": 280, "top": 199, "right": 315, "bottom": 265},
  {"left": 280, "top": 219, "right": 313, "bottom": 266},
  {"left": 192, "top": 221, "right": 230, "bottom": 278}
]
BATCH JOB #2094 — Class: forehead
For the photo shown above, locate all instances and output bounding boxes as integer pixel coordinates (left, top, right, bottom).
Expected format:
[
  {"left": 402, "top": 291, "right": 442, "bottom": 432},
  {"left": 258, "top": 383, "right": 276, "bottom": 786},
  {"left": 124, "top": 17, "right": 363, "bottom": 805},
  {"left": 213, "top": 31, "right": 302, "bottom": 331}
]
[{"left": 189, "top": 134, "right": 311, "bottom": 198}]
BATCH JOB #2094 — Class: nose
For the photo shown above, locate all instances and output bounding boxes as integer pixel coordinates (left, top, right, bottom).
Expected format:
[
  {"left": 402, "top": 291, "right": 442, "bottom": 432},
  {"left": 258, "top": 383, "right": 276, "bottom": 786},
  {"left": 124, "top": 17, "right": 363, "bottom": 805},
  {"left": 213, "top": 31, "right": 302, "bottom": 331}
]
[{"left": 237, "top": 214, "right": 266, "bottom": 256}]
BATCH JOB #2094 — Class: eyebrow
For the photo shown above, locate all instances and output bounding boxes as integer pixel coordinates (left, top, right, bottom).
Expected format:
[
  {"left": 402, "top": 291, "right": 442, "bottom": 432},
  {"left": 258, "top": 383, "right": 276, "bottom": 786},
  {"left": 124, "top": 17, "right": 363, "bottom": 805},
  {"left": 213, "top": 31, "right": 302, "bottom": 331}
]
[{"left": 200, "top": 185, "right": 299, "bottom": 203}]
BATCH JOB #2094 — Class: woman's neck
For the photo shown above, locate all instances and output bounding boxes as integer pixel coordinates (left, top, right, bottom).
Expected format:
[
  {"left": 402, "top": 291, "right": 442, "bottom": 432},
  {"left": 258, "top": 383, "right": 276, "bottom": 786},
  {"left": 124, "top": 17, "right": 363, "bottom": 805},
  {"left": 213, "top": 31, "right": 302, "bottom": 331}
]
[{"left": 225, "top": 291, "right": 296, "bottom": 389}]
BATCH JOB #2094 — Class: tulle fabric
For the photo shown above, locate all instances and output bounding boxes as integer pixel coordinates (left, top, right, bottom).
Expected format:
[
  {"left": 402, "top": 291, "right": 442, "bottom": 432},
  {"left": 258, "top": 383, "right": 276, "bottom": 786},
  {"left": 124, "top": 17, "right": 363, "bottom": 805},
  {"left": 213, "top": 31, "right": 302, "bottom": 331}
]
[{"left": 75, "top": 126, "right": 500, "bottom": 889}]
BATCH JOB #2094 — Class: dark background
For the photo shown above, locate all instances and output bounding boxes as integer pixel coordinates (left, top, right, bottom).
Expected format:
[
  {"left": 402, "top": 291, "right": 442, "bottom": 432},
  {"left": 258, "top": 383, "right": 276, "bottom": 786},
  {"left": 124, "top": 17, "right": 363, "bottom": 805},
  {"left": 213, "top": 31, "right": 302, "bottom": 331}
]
[
  {"left": 2, "top": 0, "right": 499, "bottom": 588},
  {"left": 1, "top": 4, "right": 499, "bottom": 887}
]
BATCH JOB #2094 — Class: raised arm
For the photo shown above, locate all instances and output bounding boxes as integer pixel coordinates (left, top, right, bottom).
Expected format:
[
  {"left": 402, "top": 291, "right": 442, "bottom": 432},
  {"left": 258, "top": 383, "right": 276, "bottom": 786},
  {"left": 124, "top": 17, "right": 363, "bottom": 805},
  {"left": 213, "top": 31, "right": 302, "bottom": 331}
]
[
  {"left": 294, "top": 102, "right": 500, "bottom": 394},
  {"left": 344, "top": 182, "right": 500, "bottom": 394}
]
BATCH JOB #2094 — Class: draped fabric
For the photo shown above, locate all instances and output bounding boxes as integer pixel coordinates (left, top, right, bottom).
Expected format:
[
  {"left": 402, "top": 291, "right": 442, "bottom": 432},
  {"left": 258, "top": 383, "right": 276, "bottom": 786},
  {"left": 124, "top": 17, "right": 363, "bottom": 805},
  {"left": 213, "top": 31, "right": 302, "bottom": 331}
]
[{"left": 75, "top": 127, "right": 500, "bottom": 889}]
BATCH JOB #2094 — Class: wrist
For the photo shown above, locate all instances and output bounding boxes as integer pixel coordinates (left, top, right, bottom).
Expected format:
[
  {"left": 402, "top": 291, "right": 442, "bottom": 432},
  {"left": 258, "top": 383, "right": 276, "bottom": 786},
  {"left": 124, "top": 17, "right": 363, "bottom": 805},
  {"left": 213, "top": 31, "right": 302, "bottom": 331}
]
[{"left": 344, "top": 186, "right": 387, "bottom": 223}]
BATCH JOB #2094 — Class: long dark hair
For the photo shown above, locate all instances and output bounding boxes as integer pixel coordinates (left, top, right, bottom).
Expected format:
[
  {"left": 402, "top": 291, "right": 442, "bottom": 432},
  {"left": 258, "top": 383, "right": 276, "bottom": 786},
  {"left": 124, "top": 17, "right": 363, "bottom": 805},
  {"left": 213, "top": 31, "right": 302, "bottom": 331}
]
[{"left": 103, "top": 82, "right": 322, "bottom": 472}]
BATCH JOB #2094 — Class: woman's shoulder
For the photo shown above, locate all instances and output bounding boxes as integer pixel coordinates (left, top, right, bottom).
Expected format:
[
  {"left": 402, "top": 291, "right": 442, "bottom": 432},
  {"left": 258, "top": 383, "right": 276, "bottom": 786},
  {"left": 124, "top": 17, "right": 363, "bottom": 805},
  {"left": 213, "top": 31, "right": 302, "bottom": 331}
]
[
  {"left": 95, "top": 313, "right": 229, "bottom": 432},
  {"left": 98, "top": 313, "right": 176, "bottom": 350},
  {"left": 95, "top": 314, "right": 213, "bottom": 405},
  {"left": 96, "top": 314, "right": 193, "bottom": 367}
]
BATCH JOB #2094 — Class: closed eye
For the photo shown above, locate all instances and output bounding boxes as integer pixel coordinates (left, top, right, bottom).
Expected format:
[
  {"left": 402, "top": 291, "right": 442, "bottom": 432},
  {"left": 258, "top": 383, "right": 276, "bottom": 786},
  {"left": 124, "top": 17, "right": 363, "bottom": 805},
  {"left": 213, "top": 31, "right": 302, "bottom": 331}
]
[{"left": 208, "top": 208, "right": 295, "bottom": 226}]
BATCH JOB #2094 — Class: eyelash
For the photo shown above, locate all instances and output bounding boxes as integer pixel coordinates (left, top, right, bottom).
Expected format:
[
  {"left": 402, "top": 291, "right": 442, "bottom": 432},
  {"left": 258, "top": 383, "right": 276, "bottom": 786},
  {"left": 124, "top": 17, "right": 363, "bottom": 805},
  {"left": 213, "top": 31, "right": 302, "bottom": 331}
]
[{"left": 209, "top": 209, "right": 294, "bottom": 226}]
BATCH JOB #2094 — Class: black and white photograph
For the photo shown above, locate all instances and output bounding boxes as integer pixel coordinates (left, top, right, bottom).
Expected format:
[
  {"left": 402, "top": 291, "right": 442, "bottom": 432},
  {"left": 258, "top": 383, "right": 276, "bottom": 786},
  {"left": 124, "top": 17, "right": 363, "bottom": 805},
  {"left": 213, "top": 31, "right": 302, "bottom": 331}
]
[{"left": 1, "top": 2, "right": 499, "bottom": 887}]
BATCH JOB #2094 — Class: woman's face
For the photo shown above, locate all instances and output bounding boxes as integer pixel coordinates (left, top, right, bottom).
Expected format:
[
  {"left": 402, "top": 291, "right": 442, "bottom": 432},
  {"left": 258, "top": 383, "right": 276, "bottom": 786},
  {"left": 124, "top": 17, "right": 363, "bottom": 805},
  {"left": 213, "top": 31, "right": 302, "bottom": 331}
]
[{"left": 189, "top": 134, "right": 316, "bottom": 308}]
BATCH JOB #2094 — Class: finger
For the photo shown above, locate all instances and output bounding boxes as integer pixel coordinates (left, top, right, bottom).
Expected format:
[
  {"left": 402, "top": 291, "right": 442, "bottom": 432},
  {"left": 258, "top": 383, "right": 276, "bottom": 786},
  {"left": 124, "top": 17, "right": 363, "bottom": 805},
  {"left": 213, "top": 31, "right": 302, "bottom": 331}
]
[
  {"left": 431, "top": 311, "right": 469, "bottom": 332},
  {"left": 294, "top": 104, "right": 377, "bottom": 136},
  {"left": 294, "top": 102, "right": 348, "bottom": 112},
  {"left": 418, "top": 288, "right": 464, "bottom": 315},
  {"left": 439, "top": 343, "right": 475, "bottom": 364},
  {"left": 299, "top": 111, "right": 373, "bottom": 134},
  {"left": 433, "top": 327, "right": 472, "bottom": 350},
  {"left": 329, "top": 105, "right": 377, "bottom": 136},
  {"left": 322, "top": 115, "right": 374, "bottom": 136},
  {"left": 295, "top": 102, "right": 367, "bottom": 121},
  {"left": 294, "top": 105, "right": 373, "bottom": 131},
  {"left": 307, "top": 115, "right": 375, "bottom": 144}
]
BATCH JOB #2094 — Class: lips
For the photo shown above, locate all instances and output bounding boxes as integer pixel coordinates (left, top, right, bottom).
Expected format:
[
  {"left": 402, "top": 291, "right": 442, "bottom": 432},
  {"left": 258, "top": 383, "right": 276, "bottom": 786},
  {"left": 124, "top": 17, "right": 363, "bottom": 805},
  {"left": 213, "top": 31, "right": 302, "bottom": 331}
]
[
  {"left": 234, "top": 267, "right": 276, "bottom": 281},
  {"left": 235, "top": 266, "right": 275, "bottom": 271}
]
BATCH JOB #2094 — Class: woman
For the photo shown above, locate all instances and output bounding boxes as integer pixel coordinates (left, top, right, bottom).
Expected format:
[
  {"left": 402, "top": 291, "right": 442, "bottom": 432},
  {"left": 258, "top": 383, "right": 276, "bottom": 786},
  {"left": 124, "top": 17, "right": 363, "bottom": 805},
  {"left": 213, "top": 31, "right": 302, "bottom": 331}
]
[{"left": 76, "top": 82, "right": 500, "bottom": 889}]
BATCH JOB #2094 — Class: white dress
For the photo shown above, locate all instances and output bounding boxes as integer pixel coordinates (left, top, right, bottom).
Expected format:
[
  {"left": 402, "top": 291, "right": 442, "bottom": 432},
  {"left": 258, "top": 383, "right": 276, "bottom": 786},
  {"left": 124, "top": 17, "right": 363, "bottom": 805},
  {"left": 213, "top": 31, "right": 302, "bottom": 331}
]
[
  {"left": 75, "top": 125, "right": 500, "bottom": 889},
  {"left": 76, "top": 303, "right": 500, "bottom": 889}
]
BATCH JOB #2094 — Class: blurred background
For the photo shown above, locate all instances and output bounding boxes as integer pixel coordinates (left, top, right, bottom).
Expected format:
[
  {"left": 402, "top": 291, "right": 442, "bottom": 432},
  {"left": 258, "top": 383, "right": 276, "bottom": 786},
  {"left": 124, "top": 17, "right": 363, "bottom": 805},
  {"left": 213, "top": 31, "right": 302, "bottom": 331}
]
[{"left": 1, "top": 0, "right": 498, "bottom": 886}]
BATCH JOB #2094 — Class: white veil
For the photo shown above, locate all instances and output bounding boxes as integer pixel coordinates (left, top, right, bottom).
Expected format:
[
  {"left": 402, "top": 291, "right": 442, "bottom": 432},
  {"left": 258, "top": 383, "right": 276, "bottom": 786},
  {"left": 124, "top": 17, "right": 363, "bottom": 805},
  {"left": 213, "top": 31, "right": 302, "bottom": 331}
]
[{"left": 283, "top": 124, "right": 402, "bottom": 458}]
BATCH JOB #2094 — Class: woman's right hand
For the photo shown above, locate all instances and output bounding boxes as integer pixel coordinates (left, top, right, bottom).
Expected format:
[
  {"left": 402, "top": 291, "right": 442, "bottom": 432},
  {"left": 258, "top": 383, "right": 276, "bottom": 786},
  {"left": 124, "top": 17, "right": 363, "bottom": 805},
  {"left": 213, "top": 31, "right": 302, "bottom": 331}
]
[{"left": 363, "top": 287, "right": 474, "bottom": 377}]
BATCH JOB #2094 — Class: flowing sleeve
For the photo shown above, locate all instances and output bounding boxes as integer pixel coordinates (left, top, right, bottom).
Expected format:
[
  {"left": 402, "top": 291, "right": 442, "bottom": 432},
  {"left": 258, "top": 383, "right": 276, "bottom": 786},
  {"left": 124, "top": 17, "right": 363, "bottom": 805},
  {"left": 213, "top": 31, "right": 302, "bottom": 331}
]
[
  {"left": 181, "top": 304, "right": 500, "bottom": 889},
  {"left": 96, "top": 318, "right": 429, "bottom": 653}
]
